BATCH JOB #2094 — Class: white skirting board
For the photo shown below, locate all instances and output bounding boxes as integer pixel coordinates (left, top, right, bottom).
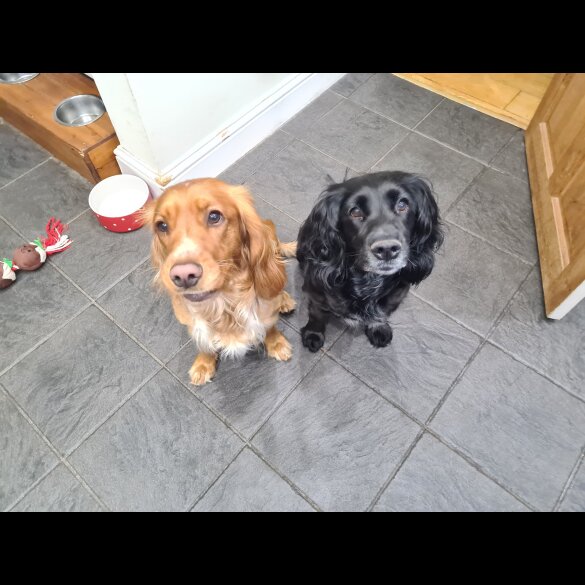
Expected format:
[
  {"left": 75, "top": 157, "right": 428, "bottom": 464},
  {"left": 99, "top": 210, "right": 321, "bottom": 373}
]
[{"left": 115, "top": 73, "right": 345, "bottom": 198}]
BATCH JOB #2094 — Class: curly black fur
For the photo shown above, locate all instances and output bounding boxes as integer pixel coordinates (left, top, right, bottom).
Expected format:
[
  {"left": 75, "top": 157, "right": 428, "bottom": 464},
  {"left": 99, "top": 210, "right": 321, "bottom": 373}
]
[{"left": 297, "top": 171, "right": 443, "bottom": 351}]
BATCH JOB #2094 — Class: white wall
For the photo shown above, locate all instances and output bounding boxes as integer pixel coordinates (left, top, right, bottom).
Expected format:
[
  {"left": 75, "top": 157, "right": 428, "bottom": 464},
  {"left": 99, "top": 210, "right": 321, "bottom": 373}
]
[
  {"left": 127, "top": 73, "right": 295, "bottom": 172},
  {"left": 93, "top": 73, "right": 344, "bottom": 194}
]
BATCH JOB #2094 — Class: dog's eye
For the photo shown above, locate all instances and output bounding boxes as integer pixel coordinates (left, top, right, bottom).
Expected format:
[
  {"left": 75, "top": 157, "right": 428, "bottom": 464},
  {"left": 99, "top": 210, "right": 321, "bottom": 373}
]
[
  {"left": 208, "top": 210, "right": 224, "bottom": 225},
  {"left": 156, "top": 221, "right": 169, "bottom": 233},
  {"left": 349, "top": 207, "right": 365, "bottom": 220},
  {"left": 396, "top": 200, "right": 409, "bottom": 214}
]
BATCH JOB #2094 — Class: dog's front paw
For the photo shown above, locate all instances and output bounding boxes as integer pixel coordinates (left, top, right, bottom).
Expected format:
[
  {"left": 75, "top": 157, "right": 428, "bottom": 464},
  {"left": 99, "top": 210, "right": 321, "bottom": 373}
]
[
  {"left": 189, "top": 354, "right": 217, "bottom": 386},
  {"left": 267, "top": 337, "right": 293, "bottom": 361},
  {"left": 279, "top": 291, "right": 296, "bottom": 315},
  {"left": 301, "top": 327, "right": 325, "bottom": 352},
  {"left": 365, "top": 324, "right": 393, "bottom": 348}
]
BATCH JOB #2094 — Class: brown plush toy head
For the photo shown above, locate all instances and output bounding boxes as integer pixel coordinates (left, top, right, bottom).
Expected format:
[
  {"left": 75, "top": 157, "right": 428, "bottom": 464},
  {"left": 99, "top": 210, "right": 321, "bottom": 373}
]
[{"left": 13, "top": 244, "right": 43, "bottom": 271}]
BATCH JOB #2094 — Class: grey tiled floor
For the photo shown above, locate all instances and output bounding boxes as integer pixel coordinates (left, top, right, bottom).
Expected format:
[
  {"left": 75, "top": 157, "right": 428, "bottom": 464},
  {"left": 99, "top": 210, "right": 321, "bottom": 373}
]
[{"left": 2, "top": 75, "right": 585, "bottom": 512}]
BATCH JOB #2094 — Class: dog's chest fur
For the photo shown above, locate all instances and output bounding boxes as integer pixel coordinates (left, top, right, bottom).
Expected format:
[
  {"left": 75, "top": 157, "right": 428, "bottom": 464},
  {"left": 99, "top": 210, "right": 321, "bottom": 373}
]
[
  {"left": 307, "top": 270, "right": 410, "bottom": 324},
  {"left": 186, "top": 294, "right": 278, "bottom": 359}
]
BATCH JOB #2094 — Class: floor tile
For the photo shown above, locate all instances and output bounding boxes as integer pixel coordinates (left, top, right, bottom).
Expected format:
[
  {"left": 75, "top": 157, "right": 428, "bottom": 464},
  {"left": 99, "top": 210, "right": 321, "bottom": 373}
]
[
  {"left": 0, "top": 219, "right": 88, "bottom": 372},
  {"left": 70, "top": 370, "right": 242, "bottom": 511},
  {"left": 373, "top": 434, "right": 528, "bottom": 512},
  {"left": 0, "top": 159, "right": 90, "bottom": 235},
  {"left": 490, "top": 132, "right": 528, "bottom": 181},
  {"left": 446, "top": 168, "right": 537, "bottom": 263},
  {"left": 281, "top": 260, "right": 347, "bottom": 347},
  {"left": 281, "top": 91, "right": 344, "bottom": 138},
  {"left": 253, "top": 356, "right": 420, "bottom": 511},
  {"left": 247, "top": 139, "right": 353, "bottom": 223},
  {"left": 98, "top": 261, "right": 190, "bottom": 362},
  {"left": 1, "top": 306, "right": 159, "bottom": 453},
  {"left": 329, "top": 295, "right": 480, "bottom": 421},
  {"left": 331, "top": 73, "right": 374, "bottom": 97},
  {"left": 0, "top": 388, "right": 58, "bottom": 511},
  {"left": 490, "top": 269, "right": 585, "bottom": 398},
  {"left": 219, "top": 130, "right": 293, "bottom": 185},
  {"left": 372, "top": 132, "right": 484, "bottom": 212},
  {"left": 350, "top": 73, "right": 443, "bottom": 128},
  {"left": 51, "top": 210, "right": 151, "bottom": 298},
  {"left": 289, "top": 99, "right": 409, "bottom": 172},
  {"left": 416, "top": 100, "right": 518, "bottom": 163},
  {"left": 415, "top": 223, "right": 532, "bottom": 335},
  {"left": 431, "top": 344, "right": 585, "bottom": 510},
  {"left": 252, "top": 195, "right": 300, "bottom": 243},
  {"left": 559, "top": 460, "right": 585, "bottom": 512},
  {"left": 167, "top": 324, "right": 321, "bottom": 438},
  {"left": 193, "top": 448, "right": 313, "bottom": 512},
  {"left": 0, "top": 124, "right": 49, "bottom": 188},
  {"left": 12, "top": 464, "right": 102, "bottom": 512}
]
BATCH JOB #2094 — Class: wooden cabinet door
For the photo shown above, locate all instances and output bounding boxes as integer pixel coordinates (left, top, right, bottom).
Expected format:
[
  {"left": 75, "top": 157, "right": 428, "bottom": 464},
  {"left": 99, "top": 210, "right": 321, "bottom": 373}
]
[{"left": 526, "top": 73, "right": 585, "bottom": 319}]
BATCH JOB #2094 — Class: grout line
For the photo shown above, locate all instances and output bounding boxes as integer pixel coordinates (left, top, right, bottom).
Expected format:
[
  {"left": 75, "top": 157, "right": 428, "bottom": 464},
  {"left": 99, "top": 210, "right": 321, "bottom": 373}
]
[
  {"left": 58, "top": 459, "right": 111, "bottom": 512},
  {"left": 440, "top": 165, "right": 491, "bottom": 216},
  {"left": 366, "top": 429, "right": 425, "bottom": 511},
  {"left": 0, "top": 384, "right": 109, "bottom": 512},
  {"left": 368, "top": 130, "right": 413, "bottom": 171},
  {"left": 291, "top": 136, "right": 363, "bottom": 176},
  {"left": 554, "top": 446, "right": 585, "bottom": 512},
  {"left": 164, "top": 337, "right": 193, "bottom": 365},
  {"left": 160, "top": 365, "right": 249, "bottom": 442},
  {"left": 323, "top": 348, "right": 535, "bottom": 511},
  {"left": 410, "top": 290, "right": 486, "bottom": 338},
  {"left": 485, "top": 162, "right": 529, "bottom": 185},
  {"left": 424, "top": 264, "right": 536, "bottom": 426},
  {"left": 485, "top": 338, "right": 585, "bottom": 407},
  {"left": 487, "top": 129, "right": 518, "bottom": 166},
  {"left": 367, "top": 98, "right": 447, "bottom": 172},
  {"left": 323, "top": 350, "right": 426, "bottom": 427},
  {"left": 228, "top": 130, "right": 295, "bottom": 185},
  {"left": 345, "top": 100, "right": 420, "bottom": 134},
  {"left": 424, "top": 428, "right": 538, "bottom": 511},
  {"left": 243, "top": 444, "right": 322, "bottom": 511},
  {"left": 412, "top": 129, "right": 496, "bottom": 166},
  {"left": 411, "top": 97, "right": 446, "bottom": 131},
  {"left": 330, "top": 73, "right": 375, "bottom": 99},
  {"left": 0, "top": 301, "right": 92, "bottom": 378},
  {"left": 187, "top": 445, "right": 248, "bottom": 511},
  {"left": 253, "top": 194, "right": 302, "bottom": 227},
  {"left": 66, "top": 207, "right": 91, "bottom": 226},
  {"left": 0, "top": 256, "right": 151, "bottom": 379},
  {"left": 321, "top": 265, "right": 541, "bottom": 510},
  {"left": 442, "top": 218, "right": 535, "bottom": 266},
  {"left": 249, "top": 351, "right": 327, "bottom": 439},
  {"left": 0, "top": 158, "right": 51, "bottom": 193},
  {"left": 162, "top": 361, "right": 322, "bottom": 511},
  {"left": 92, "top": 303, "right": 166, "bottom": 367},
  {"left": 93, "top": 256, "right": 152, "bottom": 301},
  {"left": 64, "top": 366, "right": 163, "bottom": 458}
]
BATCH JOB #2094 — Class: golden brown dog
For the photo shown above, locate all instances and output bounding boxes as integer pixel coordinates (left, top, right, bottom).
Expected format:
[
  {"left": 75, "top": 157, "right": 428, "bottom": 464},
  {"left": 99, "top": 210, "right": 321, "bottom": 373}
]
[{"left": 142, "top": 178, "right": 296, "bottom": 385}]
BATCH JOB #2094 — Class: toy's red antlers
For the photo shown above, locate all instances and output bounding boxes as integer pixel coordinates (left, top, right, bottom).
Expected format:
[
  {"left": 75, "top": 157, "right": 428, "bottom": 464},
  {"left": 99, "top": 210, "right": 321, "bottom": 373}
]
[{"left": 40, "top": 217, "right": 72, "bottom": 255}]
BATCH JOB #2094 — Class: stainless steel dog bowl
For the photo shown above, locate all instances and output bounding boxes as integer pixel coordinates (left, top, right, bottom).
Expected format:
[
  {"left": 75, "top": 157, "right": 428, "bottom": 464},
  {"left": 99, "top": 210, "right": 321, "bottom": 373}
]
[
  {"left": 0, "top": 73, "right": 39, "bottom": 84},
  {"left": 54, "top": 94, "right": 106, "bottom": 127}
]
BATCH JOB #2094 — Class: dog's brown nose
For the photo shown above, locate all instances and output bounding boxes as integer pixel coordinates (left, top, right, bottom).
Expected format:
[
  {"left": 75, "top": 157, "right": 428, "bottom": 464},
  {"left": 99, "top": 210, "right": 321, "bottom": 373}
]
[
  {"left": 371, "top": 240, "right": 402, "bottom": 262},
  {"left": 170, "top": 263, "right": 202, "bottom": 289}
]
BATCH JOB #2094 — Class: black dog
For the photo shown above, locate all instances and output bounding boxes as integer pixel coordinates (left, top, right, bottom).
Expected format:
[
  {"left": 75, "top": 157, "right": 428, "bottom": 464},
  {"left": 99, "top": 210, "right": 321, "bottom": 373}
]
[{"left": 296, "top": 171, "right": 443, "bottom": 351}]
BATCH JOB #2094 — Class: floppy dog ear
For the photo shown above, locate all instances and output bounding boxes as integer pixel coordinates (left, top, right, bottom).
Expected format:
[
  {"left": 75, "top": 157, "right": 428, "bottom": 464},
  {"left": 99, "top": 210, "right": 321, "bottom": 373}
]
[
  {"left": 230, "top": 185, "right": 286, "bottom": 299},
  {"left": 403, "top": 175, "right": 444, "bottom": 285},
  {"left": 297, "top": 185, "right": 347, "bottom": 289},
  {"left": 138, "top": 199, "right": 166, "bottom": 281}
]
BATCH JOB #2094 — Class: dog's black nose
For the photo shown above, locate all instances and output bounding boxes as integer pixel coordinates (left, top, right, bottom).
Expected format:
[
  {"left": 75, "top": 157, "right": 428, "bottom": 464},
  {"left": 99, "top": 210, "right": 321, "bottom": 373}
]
[{"left": 371, "top": 240, "right": 402, "bottom": 262}]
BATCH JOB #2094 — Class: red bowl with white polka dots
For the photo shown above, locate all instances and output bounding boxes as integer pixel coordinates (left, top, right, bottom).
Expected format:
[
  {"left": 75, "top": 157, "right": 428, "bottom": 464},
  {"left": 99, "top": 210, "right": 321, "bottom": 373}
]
[{"left": 89, "top": 174, "right": 152, "bottom": 233}]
